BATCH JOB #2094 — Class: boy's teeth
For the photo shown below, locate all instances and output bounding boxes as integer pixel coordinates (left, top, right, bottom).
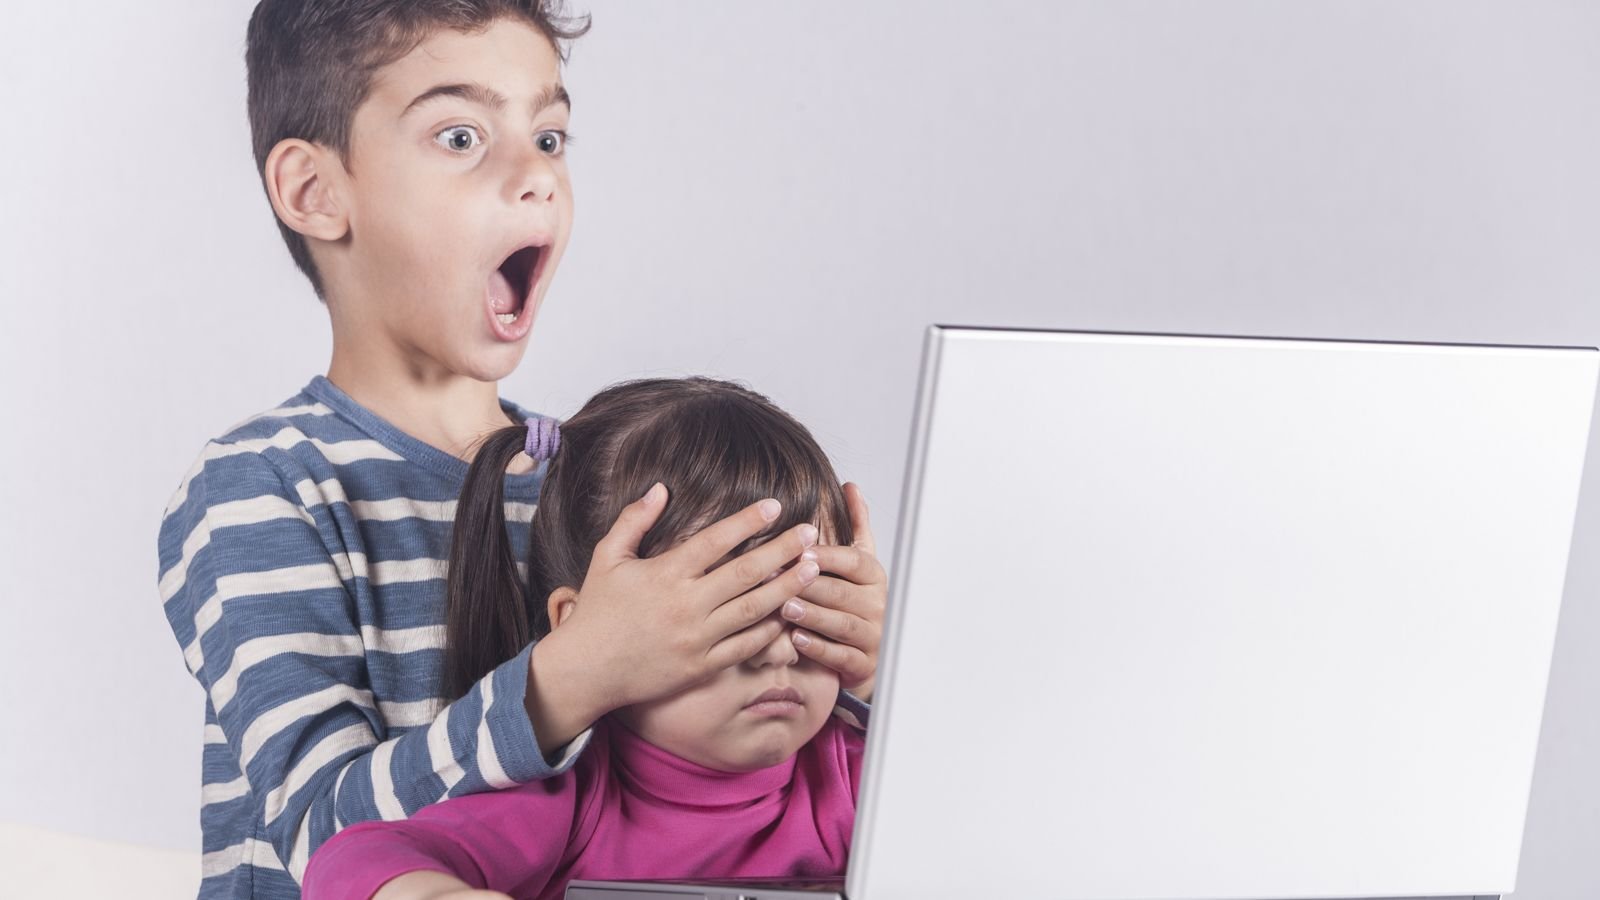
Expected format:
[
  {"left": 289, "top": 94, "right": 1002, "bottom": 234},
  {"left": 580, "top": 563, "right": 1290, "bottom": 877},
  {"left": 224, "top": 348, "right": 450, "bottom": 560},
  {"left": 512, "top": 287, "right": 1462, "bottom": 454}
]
[{"left": 496, "top": 312, "right": 517, "bottom": 325}]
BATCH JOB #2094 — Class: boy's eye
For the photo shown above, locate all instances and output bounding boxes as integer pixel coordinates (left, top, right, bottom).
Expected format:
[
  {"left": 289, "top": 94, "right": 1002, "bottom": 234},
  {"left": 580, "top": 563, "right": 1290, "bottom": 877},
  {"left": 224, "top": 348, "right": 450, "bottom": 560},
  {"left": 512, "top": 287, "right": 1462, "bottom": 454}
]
[
  {"left": 435, "top": 125, "right": 484, "bottom": 153},
  {"left": 536, "top": 129, "right": 571, "bottom": 156}
]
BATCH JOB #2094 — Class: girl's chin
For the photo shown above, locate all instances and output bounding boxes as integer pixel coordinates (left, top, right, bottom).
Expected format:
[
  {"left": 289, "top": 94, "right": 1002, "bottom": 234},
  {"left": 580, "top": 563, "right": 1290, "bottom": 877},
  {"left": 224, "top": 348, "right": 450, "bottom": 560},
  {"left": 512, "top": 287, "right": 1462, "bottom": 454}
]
[
  {"left": 729, "top": 745, "right": 801, "bottom": 772},
  {"left": 711, "top": 729, "right": 813, "bottom": 772}
]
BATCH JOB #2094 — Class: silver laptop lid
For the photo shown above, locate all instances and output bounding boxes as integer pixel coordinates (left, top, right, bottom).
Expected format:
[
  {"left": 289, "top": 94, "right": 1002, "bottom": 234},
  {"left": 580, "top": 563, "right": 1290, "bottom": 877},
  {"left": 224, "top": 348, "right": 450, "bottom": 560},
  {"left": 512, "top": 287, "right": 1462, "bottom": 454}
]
[{"left": 849, "top": 327, "right": 1597, "bottom": 900}]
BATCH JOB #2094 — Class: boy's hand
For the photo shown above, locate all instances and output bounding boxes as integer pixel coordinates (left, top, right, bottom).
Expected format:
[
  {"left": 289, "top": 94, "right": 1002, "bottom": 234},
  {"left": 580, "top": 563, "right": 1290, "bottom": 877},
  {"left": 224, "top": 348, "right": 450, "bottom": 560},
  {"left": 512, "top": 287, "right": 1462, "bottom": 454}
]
[
  {"left": 782, "top": 482, "right": 886, "bottom": 700},
  {"left": 528, "top": 483, "right": 821, "bottom": 750}
]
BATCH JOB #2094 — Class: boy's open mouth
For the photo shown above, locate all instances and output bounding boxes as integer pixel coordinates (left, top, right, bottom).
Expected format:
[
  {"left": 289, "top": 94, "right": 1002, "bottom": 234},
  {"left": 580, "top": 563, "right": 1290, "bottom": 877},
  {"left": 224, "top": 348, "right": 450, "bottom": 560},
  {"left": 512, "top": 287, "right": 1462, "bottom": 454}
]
[{"left": 488, "top": 242, "right": 545, "bottom": 326}]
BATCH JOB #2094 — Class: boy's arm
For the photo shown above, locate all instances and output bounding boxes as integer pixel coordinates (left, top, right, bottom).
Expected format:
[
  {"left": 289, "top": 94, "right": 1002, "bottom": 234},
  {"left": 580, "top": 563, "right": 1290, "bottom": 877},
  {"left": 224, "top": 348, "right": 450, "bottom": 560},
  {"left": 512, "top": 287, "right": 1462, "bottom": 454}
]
[
  {"left": 159, "top": 447, "right": 582, "bottom": 884},
  {"left": 833, "top": 690, "right": 871, "bottom": 730}
]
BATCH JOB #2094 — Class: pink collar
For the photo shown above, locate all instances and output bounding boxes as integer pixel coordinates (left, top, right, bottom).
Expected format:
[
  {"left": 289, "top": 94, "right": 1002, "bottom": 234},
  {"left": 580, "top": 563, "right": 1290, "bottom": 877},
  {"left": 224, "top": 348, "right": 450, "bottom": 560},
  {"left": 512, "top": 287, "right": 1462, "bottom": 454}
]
[{"left": 602, "top": 718, "right": 799, "bottom": 809}]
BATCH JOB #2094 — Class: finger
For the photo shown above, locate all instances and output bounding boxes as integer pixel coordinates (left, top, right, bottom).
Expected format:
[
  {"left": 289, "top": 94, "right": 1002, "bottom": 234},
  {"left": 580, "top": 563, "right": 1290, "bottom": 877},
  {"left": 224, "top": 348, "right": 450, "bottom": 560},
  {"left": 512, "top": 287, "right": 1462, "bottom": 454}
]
[
  {"left": 842, "top": 482, "right": 877, "bottom": 557},
  {"left": 663, "top": 497, "right": 786, "bottom": 577},
  {"left": 791, "top": 629, "right": 874, "bottom": 685},
  {"left": 704, "top": 552, "right": 820, "bottom": 638},
  {"left": 705, "top": 616, "right": 787, "bottom": 670},
  {"left": 590, "top": 482, "right": 668, "bottom": 568},
  {"left": 806, "top": 545, "right": 887, "bottom": 588},
  {"left": 793, "top": 574, "right": 885, "bottom": 626},
  {"left": 782, "top": 593, "right": 880, "bottom": 651},
  {"left": 700, "top": 521, "right": 820, "bottom": 600}
]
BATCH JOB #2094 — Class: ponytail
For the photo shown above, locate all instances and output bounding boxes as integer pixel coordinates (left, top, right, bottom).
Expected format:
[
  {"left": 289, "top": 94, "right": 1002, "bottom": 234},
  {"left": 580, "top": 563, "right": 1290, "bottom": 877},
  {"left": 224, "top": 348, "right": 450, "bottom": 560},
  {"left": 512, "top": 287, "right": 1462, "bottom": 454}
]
[{"left": 441, "top": 425, "right": 534, "bottom": 700}]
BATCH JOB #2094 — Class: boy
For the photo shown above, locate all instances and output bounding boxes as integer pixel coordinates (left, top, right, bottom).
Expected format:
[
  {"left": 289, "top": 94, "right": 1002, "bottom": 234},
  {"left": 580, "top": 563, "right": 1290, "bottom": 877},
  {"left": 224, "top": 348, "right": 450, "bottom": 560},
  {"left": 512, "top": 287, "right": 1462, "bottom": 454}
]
[{"left": 157, "top": 3, "right": 887, "bottom": 898}]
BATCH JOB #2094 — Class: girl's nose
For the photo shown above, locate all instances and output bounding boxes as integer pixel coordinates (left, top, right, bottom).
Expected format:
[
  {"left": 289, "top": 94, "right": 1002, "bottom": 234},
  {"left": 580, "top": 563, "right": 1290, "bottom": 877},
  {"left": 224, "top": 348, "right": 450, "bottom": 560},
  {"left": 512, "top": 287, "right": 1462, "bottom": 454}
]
[{"left": 746, "top": 612, "right": 800, "bottom": 668}]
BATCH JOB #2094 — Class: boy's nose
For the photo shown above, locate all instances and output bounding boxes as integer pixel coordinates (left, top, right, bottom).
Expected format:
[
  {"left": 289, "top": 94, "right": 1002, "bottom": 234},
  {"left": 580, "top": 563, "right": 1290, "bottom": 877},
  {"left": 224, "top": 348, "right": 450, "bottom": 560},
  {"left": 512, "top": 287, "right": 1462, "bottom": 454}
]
[{"left": 508, "top": 143, "right": 559, "bottom": 205}]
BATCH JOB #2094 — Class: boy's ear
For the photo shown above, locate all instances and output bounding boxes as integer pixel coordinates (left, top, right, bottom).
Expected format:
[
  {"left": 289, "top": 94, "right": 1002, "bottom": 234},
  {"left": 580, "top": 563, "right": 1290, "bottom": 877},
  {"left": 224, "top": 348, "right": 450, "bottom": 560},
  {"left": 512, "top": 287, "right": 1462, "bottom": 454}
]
[
  {"left": 547, "top": 586, "right": 579, "bottom": 630},
  {"left": 262, "top": 138, "right": 350, "bottom": 243}
]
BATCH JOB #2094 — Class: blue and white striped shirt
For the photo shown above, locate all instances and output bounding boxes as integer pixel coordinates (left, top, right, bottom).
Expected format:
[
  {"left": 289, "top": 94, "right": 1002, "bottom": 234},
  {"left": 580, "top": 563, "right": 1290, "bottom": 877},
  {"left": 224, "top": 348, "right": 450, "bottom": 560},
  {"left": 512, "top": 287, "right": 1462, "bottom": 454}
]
[{"left": 157, "top": 375, "right": 587, "bottom": 898}]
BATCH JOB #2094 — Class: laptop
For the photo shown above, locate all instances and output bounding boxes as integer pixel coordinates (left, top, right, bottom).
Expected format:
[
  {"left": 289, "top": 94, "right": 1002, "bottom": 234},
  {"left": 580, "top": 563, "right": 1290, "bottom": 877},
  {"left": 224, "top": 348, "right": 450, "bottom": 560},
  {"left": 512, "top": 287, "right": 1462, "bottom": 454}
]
[{"left": 568, "top": 326, "right": 1598, "bottom": 900}]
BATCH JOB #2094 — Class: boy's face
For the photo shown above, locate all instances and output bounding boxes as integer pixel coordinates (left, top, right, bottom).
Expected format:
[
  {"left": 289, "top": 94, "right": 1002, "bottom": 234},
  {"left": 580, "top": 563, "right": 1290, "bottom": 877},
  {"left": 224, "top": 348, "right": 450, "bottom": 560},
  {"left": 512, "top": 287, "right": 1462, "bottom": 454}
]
[{"left": 330, "top": 17, "right": 573, "bottom": 382}]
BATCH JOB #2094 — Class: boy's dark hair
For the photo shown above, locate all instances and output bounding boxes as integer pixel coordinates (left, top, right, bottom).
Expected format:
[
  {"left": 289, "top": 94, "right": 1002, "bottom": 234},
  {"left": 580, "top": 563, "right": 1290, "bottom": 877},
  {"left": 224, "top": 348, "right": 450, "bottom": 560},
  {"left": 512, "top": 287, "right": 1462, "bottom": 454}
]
[
  {"left": 245, "top": 0, "right": 590, "bottom": 300},
  {"left": 441, "top": 377, "right": 855, "bottom": 700}
]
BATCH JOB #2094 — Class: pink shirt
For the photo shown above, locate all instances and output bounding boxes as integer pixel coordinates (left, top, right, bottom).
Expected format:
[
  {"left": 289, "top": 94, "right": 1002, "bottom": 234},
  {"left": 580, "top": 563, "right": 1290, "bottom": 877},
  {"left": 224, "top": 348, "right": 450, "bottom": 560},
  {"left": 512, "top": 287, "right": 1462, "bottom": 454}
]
[{"left": 303, "top": 717, "right": 864, "bottom": 900}]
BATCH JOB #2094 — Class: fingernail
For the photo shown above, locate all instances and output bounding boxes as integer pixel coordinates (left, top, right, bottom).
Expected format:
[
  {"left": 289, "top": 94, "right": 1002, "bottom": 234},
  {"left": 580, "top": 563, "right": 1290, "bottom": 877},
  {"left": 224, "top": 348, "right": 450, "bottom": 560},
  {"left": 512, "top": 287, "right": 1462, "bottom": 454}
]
[
  {"left": 759, "top": 499, "right": 781, "bottom": 521},
  {"left": 644, "top": 482, "right": 664, "bottom": 502},
  {"left": 801, "top": 548, "right": 818, "bottom": 564},
  {"left": 783, "top": 599, "right": 805, "bottom": 621},
  {"left": 791, "top": 631, "right": 812, "bottom": 649},
  {"left": 798, "top": 560, "right": 820, "bottom": 581},
  {"left": 799, "top": 523, "right": 818, "bottom": 546}
]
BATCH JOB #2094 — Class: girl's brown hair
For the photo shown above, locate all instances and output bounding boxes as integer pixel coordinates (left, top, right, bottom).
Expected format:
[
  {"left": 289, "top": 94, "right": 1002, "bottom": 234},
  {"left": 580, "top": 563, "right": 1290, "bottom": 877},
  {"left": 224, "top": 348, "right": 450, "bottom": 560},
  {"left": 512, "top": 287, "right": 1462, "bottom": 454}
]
[{"left": 441, "top": 377, "right": 854, "bottom": 700}]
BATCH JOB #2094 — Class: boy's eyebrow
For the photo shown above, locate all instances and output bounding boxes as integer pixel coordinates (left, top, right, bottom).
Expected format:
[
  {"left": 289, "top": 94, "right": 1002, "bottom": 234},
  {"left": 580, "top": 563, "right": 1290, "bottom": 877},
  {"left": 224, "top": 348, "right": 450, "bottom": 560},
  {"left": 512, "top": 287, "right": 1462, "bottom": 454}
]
[{"left": 400, "top": 81, "right": 572, "bottom": 119}]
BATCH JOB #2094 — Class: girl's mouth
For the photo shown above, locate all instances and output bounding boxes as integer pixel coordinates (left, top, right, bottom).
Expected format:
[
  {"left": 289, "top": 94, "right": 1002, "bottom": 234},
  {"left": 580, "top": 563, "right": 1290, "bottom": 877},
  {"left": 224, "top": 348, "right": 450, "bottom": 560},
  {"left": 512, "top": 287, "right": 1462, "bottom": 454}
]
[{"left": 743, "top": 686, "right": 805, "bottom": 717}]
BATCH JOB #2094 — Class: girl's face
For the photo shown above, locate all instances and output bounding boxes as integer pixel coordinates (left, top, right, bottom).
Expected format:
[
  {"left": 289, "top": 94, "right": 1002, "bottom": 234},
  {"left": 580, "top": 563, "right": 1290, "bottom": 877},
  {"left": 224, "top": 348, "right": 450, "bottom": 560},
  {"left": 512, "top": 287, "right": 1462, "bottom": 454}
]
[
  {"left": 553, "top": 525, "right": 842, "bottom": 772},
  {"left": 611, "top": 608, "right": 840, "bottom": 772}
]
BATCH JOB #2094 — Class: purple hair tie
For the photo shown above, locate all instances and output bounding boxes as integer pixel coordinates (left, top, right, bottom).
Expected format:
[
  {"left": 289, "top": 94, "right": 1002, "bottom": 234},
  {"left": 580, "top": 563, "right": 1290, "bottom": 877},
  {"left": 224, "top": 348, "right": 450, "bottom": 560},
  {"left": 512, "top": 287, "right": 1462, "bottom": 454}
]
[{"left": 524, "top": 416, "right": 561, "bottom": 462}]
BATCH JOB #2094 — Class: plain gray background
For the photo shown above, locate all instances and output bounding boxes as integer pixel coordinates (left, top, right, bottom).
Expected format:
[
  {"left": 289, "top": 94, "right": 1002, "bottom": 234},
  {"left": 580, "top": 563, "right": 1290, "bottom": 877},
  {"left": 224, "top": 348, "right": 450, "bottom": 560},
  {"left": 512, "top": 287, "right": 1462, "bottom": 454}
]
[{"left": 1, "top": 1, "right": 1596, "bottom": 897}]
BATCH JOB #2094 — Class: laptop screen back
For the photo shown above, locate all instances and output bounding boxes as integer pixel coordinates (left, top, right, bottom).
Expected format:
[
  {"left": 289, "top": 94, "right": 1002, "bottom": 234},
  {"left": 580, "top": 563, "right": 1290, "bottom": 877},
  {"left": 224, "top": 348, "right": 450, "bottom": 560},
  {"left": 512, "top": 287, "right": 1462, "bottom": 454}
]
[{"left": 849, "top": 328, "right": 1597, "bottom": 900}]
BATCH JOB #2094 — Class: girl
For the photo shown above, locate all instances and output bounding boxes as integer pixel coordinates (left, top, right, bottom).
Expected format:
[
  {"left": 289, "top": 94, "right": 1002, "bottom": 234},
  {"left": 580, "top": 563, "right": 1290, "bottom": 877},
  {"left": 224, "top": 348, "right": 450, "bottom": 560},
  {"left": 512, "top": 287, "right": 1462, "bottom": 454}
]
[{"left": 303, "top": 377, "right": 867, "bottom": 900}]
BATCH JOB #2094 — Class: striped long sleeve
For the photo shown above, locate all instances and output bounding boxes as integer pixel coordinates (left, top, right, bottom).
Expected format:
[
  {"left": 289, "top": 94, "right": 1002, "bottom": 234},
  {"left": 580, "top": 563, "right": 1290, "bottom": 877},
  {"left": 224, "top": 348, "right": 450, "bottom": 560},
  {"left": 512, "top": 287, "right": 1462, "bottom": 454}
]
[{"left": 157, "top": 379, "right": 584, "bottom": 898}]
